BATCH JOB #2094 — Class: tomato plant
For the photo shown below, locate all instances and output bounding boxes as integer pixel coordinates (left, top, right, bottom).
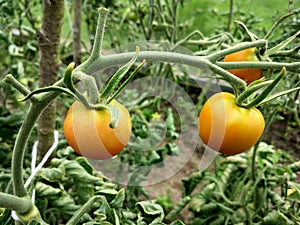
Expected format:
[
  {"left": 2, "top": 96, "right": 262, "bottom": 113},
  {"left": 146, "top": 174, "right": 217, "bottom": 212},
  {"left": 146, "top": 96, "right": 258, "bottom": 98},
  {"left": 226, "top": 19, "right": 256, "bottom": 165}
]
[
  {"left": 198, "top": 92, "right": 265, "bottom": 155},
  {"left": 224, "top": 45, "right": 263, "bottom": 85},
  {"left": 63, "top": 99, "right": 132, "bottom": 160}
]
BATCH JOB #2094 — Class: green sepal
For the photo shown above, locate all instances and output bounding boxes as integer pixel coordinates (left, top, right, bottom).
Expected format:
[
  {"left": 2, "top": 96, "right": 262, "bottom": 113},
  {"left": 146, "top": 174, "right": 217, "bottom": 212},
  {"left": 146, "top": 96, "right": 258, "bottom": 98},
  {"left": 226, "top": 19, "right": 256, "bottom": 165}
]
[
  {"left": 256, "top": 86, "right": 300, "bottom": 106},
  {"left": 105, "top": 59, "right": 146, "bottom": 104},
  {"left": 100, "top": 46, "right": 141, "bottom": 103},
  {"left": 63, "top": 62, "right": 77, "bottom": 93},
  {"left": 244, "top": 67, "right": 286, "bottom": 108},
  {"left": 235, "top": 79, "right": 273, "bottom": 107}
]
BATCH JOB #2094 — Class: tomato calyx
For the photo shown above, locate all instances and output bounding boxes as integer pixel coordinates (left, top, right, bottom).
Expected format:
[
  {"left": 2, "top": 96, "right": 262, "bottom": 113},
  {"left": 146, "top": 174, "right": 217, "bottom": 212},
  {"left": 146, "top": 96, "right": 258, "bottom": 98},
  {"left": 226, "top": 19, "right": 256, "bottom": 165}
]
[{"left": 233, "top": 67, "right": 299, "bottom": 109}]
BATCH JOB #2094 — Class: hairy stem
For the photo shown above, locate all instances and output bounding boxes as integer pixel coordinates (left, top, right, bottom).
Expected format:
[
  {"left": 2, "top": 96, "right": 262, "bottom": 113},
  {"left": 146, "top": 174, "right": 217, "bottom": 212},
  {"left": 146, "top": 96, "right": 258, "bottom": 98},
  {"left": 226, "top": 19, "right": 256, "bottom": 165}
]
[
  {"left": 0, "top": 193, "right": 32, "bottom": 213},
  {"left": 12, "top": 105, "right": 42, "bottom": 197},
  {"left": 85, "top": 49, "right": 300, "bottom": 75},
  {"left": 76, "top": 7, "right": 109, "bottom": 72}
]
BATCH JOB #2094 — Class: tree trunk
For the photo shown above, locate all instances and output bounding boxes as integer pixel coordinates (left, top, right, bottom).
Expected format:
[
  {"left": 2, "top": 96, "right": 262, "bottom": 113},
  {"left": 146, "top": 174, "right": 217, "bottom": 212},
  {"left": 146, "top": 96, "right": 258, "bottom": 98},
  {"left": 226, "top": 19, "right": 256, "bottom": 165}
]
[
  {"left": 73, "top": 0, "right": 82, "bottom": 65},
  {"left": 37, "top": 0, "right": 64, "bottom": 161}
]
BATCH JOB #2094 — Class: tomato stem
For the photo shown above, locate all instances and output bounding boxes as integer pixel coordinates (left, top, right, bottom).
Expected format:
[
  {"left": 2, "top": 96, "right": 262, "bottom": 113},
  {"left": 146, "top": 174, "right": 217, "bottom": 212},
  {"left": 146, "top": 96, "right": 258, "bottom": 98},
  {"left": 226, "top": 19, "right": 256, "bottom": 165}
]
[
  {"left": 0, "top": 193, "right": 33, "bottom": 213},
  {"left": 206, "top": 39, "right": 267, "bottom": 62},
  {"left": 205, "top": 60, "right": 247, "bottom": 96},
  {"left": 74, "top": 7, "right": 109, "bottom": 72}
]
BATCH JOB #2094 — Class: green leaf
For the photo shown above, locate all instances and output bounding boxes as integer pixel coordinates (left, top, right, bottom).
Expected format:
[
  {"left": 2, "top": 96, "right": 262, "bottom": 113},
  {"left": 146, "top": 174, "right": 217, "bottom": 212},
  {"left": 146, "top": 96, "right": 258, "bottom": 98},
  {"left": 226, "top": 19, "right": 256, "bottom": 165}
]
[
  {"left": 97, "top": 189, "right": 119, "bottom": 203},
  {"left": 76, "top": 157, "right": 94, "bottom": 175},
  {"left": 50, "top": 158, "right": 104, "bottom": 185},
  {"left": 181, "top": 171, "right": 204, "bottom": 197},
  {"left": 110, "top": 189, "right": 125, "bottom": 208},
  {"left": 166, "top": 143, "right": 180, "bottom": 156},
  {"left": 149, "top": 150, "right": 161, "bottom": 164},
  {"left": 262, "top": 210, "right": 294, "bottom": 225},
  {"left": 72, "top": 71, "right": 100, "bottom": 104},
  {"left": 257, "top": 87, "right": 300, "bottom": 106},
  {"left": 39, "top": 165, "right": 65, "bottom": 182},
  {"left": 170, "top": 220, "right": 186, "bottom": 225},
  {"left": 166, "top": 196, "right": 191, "bottom": 220},
  {"left": 75, "top": 179, "right": 94, "bottom": 205},
  {"left": 166, "top": 108, "right": 179, "bottom": 140},
  {"left": 136, "top": 200, "right": 165, "bottom": 223},
  {"left": 267, "top": 30, "right": 300, "bottom": 56},
  {"left": 94, "top": 197, "right": 112, "bottom": 220},
  {"left": 35, "top": 182, "right": 62, "bottom": 198}
]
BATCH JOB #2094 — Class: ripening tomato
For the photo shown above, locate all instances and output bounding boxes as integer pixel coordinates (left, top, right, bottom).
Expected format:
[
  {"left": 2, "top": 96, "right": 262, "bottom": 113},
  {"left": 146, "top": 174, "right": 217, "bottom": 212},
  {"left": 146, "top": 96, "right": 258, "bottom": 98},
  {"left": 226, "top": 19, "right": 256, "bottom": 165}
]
[
  {"left": 224, "top": 45, "right": 263, "bottom": 85},
  {"left": 198, "top": 92, "right": 265, "bottom": 155},
  {"left": 63, "top": 100, "right": 132, "bottom": 160}
]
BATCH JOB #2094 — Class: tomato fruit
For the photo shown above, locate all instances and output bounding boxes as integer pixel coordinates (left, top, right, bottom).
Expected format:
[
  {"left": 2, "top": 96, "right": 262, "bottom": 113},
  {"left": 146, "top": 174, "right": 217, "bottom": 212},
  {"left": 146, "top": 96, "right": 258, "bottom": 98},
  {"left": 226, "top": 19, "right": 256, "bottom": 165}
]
[
  {"left": 224, "top": 45, "right": 263, "bottom": 85},
  {"left": 198, "top": 92, "right": 265, "bottom": 155},
  {"left": 63, "top": 100, "right": 132, "bottom": 160}
]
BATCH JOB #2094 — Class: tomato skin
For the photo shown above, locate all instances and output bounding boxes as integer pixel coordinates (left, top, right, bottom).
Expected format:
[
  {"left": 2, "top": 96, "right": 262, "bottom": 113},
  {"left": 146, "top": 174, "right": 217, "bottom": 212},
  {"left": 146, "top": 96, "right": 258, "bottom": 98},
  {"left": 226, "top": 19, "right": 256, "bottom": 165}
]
[
  {"left": 224, "top": 47, "right": 263, "bottom": 85},
  {"left": 63, "top": 100, "right": 132, "bottom": 160},
  {"left": 198, "top": 92, "right": 265, "bottom": 155}
]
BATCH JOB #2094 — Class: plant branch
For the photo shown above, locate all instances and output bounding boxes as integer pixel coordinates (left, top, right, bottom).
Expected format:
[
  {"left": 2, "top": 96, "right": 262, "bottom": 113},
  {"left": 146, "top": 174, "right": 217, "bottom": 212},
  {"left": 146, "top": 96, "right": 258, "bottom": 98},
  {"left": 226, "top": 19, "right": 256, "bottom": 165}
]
[
  {"left": 12, "top": 104, "right": 42, "bottom": 197},
  {"left": 0, "top": 193, "right": 32, "bottom": 213},
  {"left": 3, "top": 75, "right": 32, "bottom": 98},
  {"left": 84, "top": 47, "right": 300, "bottom": 76},
  {"left": 75, "top": 7, "right": 109, "bottom": 72},
  {"left": 216, "top": 61, "right": 300, "bottom": 72},
  {"left": 206, "top": 39, "right": 267, "bottom": 62}
]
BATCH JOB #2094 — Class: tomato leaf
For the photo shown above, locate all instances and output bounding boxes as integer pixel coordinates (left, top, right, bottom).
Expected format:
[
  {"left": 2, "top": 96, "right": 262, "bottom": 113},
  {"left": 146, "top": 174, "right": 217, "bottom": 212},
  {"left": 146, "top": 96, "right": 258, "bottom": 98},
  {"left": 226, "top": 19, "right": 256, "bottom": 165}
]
[
  {"left": 136, "top": 200, "right": 165, "bottom": 223},
  {"left": 35, "top": 182, "right": 62, "bottom": 197},
  {"left": 39, "top": 165, "right": 65, "bottom": 183},
  {"left": 110, "top": 189, "right": 125, "bottom": 209}
]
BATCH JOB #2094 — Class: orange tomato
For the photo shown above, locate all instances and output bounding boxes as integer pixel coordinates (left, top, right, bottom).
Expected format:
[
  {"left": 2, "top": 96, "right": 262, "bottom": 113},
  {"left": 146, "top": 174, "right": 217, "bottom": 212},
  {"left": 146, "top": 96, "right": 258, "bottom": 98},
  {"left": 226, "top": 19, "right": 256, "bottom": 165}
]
[
  {"left": 63, "top": 100, "right": 132, "bottom": 160},
  {"left": 224, "top": 46, "right": 263, "bottom": 85},
  {"left": 198, "top": 92, "right": 265, "bottom": 155}
]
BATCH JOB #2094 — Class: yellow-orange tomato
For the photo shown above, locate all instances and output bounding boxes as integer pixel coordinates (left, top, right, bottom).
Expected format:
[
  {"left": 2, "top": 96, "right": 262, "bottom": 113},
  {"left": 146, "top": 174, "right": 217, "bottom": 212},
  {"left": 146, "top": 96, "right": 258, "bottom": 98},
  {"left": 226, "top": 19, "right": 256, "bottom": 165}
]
[
  {"left": 224, "top": 46, "right": 263, "bottom": 85},
  {"left": 198, "top": 92, "right": 265, "bottom": 155},
  {"left": 63, "top": 100, "right": 132, "bottom": 160}
]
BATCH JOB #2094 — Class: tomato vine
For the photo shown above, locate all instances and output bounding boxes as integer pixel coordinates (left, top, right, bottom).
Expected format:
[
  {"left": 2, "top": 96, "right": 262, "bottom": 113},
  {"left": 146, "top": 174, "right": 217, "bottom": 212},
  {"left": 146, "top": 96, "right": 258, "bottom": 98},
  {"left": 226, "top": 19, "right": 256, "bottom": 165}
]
[{"left": 1, "top": 6, "right": 300, "bottom": 225}]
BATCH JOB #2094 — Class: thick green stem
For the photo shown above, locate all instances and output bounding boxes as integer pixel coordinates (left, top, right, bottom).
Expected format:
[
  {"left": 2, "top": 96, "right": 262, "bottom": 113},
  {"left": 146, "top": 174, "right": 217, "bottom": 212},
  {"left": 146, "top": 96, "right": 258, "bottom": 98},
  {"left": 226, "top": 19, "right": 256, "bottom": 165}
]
[
  {"left": 3, "top": 75, "right": 31, "bottom": 97},
  {"left": 85, "top": 50, "right": 300, "bottom": 75},
  {"left": 12, "top": 104, "right": 42, "bottom": 197},
  {"left": 217, "top": 61, "right": 300, "bottom": 72},
  {"left": 75, "top": 7, "right": 109, "bottom": 72},
  {"left": 205, "top": 60, "right": 247, "bottom": 95},
  {"left": 0, "top": 193, "right": 32, "bottom": 213},
  {"left": 206, "top": 39, "right": 267, "bottom": 62}
]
